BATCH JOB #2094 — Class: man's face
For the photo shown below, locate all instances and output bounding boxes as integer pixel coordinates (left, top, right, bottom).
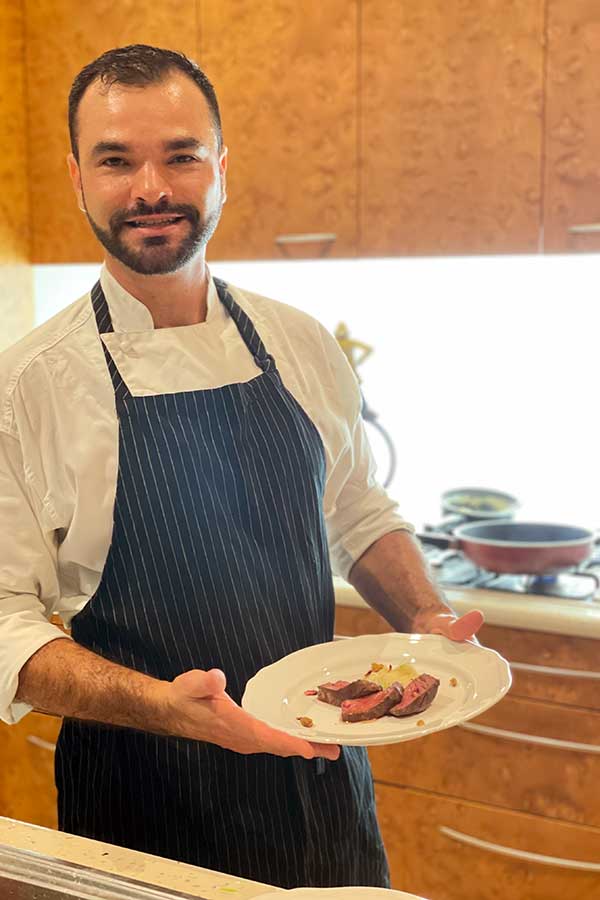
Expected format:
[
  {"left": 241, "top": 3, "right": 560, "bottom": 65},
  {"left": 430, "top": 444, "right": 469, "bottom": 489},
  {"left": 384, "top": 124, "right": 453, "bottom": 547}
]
[{"left": 68, "top": 72, "right": 227, "bottom": 275}]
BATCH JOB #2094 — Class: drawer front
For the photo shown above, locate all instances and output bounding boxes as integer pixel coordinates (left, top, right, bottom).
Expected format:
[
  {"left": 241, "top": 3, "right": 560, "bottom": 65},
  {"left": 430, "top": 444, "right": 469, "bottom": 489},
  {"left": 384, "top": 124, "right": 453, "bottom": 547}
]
[
  {"left": 370, "top": 694, "right": 600, "bottom": 827},
  {"left": 479, "top": 623, "right": 600, "bottom": 710},
  {"left": 376, "top": 783, "right": 600, "bottom": 900},
  {"left": 0, "top": 712, "right": 61, "bottom": 828}
]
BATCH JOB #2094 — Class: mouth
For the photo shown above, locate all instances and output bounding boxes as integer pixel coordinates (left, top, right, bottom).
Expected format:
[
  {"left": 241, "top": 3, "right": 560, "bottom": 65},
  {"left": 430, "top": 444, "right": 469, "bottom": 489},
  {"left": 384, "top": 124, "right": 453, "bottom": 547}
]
[{"left": 124, "top": 215, "right": 187, "bottom": 232}]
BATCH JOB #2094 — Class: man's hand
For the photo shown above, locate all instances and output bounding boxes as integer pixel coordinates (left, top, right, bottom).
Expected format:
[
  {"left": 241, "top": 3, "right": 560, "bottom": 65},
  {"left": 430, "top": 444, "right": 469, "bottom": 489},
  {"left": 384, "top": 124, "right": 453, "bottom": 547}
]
[
  {"left": 18, "top": 640, "right": 339, "bottom": 760},
  {"left": 419, "top": 608, "right": 484, "bottom": 642},
  {"left": 163, "top": 668, "right": 340, "bottom": 761},
  {"left": 348, "top": 531, "right": 485, "bottom": 639}
]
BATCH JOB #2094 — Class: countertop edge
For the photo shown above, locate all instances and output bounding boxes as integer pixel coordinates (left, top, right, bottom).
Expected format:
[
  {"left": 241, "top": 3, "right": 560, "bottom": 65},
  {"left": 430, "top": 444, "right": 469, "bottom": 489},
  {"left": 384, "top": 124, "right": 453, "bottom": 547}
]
[
  {"left": 333, "top": 578, "right": 600, "bottom": 640},
  {"left": 0, "top": 817, "right": 283, "bottom": 899}
]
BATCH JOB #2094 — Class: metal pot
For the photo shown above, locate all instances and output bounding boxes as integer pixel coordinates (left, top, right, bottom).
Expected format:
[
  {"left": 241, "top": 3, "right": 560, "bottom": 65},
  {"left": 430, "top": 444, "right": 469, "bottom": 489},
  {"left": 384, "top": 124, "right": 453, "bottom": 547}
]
[
  {"left": 418, "top": 520, "right": 596, "bottom": 575},
  {"left": 432, "top": 487, "right": 519, "bottom": 532}
]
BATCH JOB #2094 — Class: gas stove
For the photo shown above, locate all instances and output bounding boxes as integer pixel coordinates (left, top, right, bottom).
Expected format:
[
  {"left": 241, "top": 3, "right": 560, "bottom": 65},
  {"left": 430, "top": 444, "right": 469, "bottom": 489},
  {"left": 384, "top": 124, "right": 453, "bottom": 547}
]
[{"left": 420, "top": 540, "right": 600, "bottom": 601}]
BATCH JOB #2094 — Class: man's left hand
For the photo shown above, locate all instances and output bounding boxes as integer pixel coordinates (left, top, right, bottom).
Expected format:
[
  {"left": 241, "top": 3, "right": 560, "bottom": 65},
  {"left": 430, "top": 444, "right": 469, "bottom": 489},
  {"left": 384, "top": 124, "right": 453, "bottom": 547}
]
[{"left": 420, "top": 608, "right": 484, "bottom": 642}]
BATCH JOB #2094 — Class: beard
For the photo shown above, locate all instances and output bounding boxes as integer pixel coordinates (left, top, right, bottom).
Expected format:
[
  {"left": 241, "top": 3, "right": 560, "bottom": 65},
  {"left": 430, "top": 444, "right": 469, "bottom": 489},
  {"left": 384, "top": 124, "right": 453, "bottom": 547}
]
[{"left": 81, "top": 189, "right": 223, "bottom": 276}]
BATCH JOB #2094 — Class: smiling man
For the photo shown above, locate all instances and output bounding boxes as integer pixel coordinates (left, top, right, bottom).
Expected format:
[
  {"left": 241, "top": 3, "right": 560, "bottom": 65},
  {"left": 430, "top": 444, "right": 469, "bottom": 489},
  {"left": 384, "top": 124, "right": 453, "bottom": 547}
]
[{"left": 0, "top": 45, "right": 482, "bottom": 889}]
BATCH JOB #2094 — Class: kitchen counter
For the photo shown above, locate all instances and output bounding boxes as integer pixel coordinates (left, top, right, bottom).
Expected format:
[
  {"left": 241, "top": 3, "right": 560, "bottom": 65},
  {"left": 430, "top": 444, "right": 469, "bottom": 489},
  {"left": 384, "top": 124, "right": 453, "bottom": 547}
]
[
  {"left": 0, "top": 817, "right": 282, "bottom": 899},
  {"left": 333, "top": 576, "right": 600, "bottom": 639}
]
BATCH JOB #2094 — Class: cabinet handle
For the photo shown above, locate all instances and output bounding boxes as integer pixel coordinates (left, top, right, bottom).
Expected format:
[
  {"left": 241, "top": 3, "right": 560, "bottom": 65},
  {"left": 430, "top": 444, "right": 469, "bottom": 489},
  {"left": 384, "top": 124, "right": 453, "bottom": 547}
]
[
  {"left": 510, "top": 660, "right": 600, "bottom": 680},
  {"left": 459, "top": 720, "right": 600, "bottom": 754},
  {"left": 568, "top": 223, "right": 600, "bottom": 234},
  {"left": 274, "top": 232, "right": 337, "bottom": 244},
  {"left": 439, "top": 825, "right": 600, "bottom": 871},
  {"left": 274, "top": 232, "right": 337, "bottom": 258},
  {"left": 26, "top": 735, "right": 56, "bottom": 752}
]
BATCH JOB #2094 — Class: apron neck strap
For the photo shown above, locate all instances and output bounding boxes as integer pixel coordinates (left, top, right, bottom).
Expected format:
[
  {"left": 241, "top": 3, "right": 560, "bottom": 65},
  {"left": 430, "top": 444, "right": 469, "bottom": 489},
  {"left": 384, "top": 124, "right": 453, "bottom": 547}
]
[
  {"left": 213, "top": 278, "right": 276, "bottom": 373},
  {"left": 91, "top": 277, "right": 275, "bottom": 374}
]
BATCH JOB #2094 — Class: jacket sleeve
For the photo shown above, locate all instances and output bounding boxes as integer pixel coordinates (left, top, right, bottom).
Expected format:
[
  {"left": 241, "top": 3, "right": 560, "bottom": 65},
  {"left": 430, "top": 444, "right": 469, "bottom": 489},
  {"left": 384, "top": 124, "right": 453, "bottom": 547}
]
[
  {"left": 0, "top": 429, "right": 70, "bottom": 724},
  {"left": 318, "top": 327, "right": 413, "bottom": 581}
]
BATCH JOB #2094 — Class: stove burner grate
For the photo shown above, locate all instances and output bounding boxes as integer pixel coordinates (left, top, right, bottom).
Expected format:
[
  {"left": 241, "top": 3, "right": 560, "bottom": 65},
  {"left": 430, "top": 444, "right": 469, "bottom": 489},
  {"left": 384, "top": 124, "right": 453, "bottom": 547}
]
[{"left": 422, "top": 544, "right": 600, "bottom": 601}]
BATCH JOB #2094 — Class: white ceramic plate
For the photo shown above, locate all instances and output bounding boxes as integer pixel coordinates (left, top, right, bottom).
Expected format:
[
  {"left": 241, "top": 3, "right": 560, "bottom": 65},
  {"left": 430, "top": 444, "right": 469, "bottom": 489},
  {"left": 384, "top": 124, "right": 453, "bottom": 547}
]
[
  {"left": 242, "top": 633, "right": 511, "bottom": 746},
  {"left": 252, "top": 888, "right": 427, "bottom": 899}
]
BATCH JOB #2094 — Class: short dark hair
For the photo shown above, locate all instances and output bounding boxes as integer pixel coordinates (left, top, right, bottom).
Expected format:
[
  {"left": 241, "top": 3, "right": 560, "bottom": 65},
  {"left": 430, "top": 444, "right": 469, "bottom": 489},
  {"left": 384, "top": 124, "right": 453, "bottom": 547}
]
[{"left": 68, "top": 44, "right": 222, "bottom": 161}]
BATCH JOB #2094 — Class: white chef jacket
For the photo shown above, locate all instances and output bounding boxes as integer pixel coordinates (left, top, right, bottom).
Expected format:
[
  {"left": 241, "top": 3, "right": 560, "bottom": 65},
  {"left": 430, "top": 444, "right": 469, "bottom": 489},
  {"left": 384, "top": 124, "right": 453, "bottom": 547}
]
[{"left": 0, "top": 264, "right": 411, "bottom": 724}]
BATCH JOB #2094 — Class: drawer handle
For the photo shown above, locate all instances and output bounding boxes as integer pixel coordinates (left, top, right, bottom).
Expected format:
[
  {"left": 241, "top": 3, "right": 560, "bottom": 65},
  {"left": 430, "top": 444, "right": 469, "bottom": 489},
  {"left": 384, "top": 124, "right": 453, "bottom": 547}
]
[
  {"left": 26, "top": 735, "right": 56, "bottom": 752},
  {"left": 510, "top": 660, "right": 600, "bottom": 680},
  {"left": 459, "top": 721, "right": 600, "bottom": 754},
  {"left": 274, "top": 232, "right": 337, "bottom": 244},
  {"left": 568, "top": 223, "right": 600, "bottom": 234},
  {"left": 440, "top": 825, "right": 600, "bottom": 871},
  {"left": 275, "top": 232, "right": 337, "bottom": 258}
]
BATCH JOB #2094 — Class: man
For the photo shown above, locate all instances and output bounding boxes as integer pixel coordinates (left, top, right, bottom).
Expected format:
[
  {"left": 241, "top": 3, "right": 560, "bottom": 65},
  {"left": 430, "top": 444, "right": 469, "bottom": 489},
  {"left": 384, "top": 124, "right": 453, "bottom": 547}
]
[{"left": 0, "top": 45, "right": 482, "bottom": 889}]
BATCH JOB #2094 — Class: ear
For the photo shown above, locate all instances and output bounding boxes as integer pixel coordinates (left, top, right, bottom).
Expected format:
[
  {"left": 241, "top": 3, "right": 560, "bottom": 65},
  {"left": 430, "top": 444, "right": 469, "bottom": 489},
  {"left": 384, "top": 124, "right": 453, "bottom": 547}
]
[
  {"left": 219, "top": 146, "right": 228, "bottom": 204},
  {"left": 67, "top": 152, "right": 85, "bottom": 212}
]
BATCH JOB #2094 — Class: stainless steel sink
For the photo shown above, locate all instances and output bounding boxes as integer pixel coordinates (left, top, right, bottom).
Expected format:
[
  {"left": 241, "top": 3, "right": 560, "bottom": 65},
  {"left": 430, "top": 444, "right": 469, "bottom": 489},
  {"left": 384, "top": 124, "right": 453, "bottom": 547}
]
[{"left": 0, "top": 842, "right": 210, "bottom": 900}]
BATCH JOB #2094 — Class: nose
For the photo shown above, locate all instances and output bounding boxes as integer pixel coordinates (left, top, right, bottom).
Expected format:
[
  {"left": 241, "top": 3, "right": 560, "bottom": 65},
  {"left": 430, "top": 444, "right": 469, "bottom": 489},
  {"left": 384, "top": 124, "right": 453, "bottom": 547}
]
[{"left": 129, "top": 161, "right": 173, "bottom": 206}]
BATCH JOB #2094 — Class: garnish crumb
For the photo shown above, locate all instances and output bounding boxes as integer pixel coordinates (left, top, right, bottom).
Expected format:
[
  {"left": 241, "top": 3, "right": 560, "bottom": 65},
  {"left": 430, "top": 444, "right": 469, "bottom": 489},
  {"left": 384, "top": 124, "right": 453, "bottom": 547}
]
[
  {"left": 449, "top": 677, "right": 458, "bottom": 687},
  {"left": 297, "top": 716, "right": 314, "bottom": 728},
  {"left": 417, "top": 719, "right": 425, "bottom": 727}
]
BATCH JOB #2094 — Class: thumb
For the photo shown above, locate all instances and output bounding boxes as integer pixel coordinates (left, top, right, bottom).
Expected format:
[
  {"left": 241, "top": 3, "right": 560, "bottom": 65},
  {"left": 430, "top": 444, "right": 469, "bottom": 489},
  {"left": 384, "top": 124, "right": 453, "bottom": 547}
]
[
  {"left": 431, "top": 609, "right": 484, "bottom": 642},
  {"left": 172, "top": 668, "right": 227, "bottom": 699}
]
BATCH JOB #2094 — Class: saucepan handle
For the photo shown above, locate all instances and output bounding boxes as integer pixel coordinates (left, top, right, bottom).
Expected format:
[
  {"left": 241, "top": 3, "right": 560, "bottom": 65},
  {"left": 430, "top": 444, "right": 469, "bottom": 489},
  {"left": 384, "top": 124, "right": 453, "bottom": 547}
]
[{"left": 416, "top": 532, "right": 459, "bottom": 550}]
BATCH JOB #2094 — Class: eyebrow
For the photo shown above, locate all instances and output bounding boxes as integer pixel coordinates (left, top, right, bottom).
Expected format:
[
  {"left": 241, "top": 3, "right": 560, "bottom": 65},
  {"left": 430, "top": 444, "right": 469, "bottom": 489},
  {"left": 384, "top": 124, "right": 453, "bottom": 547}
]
[{"left": 90, "top": 137, "right": 206, "bottom": 157}]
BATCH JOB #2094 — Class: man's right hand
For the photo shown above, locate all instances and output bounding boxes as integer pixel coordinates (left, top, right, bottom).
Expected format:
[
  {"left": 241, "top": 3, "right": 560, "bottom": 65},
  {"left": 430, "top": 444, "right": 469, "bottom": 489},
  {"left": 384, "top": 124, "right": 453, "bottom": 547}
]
[{"left": 162, "top": 668, "right": 340, "bottom": 761}]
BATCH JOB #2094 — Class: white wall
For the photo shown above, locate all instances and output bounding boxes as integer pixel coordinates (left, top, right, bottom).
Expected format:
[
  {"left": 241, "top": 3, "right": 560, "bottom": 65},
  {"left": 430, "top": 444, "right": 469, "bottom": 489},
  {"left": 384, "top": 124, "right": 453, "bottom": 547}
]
[{"left": 34, "top": 254, "right": 600, "bottom": 530}]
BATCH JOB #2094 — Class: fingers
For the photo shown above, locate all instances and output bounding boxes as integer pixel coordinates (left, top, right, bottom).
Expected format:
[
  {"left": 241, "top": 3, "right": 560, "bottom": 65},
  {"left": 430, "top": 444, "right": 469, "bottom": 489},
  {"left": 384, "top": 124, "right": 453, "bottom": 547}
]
[
  {"left": 430, "top": 608, "right": 484, "bottom": 642},
  {"left": 449, "top": 609, "right": 484, "bottom": 641},
  {"left": 309, "top": 741, "right": 341, "bottom": 761},
  {"left": 253, "top": 717, "right": 340, "bottom": 760}
]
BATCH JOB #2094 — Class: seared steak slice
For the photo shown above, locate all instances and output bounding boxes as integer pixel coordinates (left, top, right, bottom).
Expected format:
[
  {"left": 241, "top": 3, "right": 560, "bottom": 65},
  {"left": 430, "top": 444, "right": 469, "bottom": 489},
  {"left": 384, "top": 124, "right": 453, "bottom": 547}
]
[
  {"left": 341, "top": 683, "right": 403, "bottom": 723},
  {"left": 389, "top": 674, "right": 440, "bottom": 717},
  {"left": 317, "top": 679, "right": 380, "bottom": 707}
]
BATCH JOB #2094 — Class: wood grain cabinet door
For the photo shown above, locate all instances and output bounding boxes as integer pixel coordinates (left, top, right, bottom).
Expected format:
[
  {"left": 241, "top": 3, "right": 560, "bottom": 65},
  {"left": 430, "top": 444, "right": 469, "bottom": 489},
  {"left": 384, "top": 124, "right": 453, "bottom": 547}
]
[
  {"left": 370, "top": 694, "right": 600, "bottom": 827},
  {"left": 376, "top": 783, "right": 600, "bottom": 900},
  {"left": 198, "top": 1, "right": 359, "bottom": 261},
  {"left": 360, "top": 0, "right": 545, "bottom": 256},
  {"left": 544, "top": 0, "right": 600, "bottom": 252},
  {"left": 0, "top": 713, "right": 61, "bottom": 829},
  {"left": 479, "top": 623, "right": 600, "bottom": 711}
]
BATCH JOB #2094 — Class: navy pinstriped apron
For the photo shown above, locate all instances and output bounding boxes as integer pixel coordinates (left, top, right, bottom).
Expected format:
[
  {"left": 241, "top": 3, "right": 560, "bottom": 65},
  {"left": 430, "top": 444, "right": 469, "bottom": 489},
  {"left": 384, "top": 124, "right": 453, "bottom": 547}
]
[{"left": 55, "top": 278, "right": 389, "bottom": 889}]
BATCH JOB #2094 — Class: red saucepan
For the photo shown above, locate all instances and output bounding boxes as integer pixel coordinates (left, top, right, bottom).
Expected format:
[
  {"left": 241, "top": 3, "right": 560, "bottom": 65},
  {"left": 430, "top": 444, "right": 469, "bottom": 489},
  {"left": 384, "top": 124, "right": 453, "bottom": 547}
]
[{"left": 418, "top": 520, "right": 597, "bottom": 575}]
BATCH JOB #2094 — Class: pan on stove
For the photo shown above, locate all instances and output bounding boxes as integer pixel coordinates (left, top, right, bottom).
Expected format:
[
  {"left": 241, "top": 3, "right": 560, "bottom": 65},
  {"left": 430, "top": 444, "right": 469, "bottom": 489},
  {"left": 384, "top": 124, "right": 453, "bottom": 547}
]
[
  {"left": 419, "top": 520, "right": 596, "bottom": 575},
  {"left": 438, "top": 487, "right": 519, "bottom": 530}
]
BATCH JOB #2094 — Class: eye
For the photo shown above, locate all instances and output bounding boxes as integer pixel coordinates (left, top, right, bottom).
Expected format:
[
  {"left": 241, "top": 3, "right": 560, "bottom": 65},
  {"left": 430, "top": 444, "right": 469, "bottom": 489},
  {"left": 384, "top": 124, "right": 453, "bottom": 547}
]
[
  {"left": 100, "top": 157, "right": 128, "bottom": 167},
  {"left": 171, "top": 155, "right": 197, "bottom": 164}
]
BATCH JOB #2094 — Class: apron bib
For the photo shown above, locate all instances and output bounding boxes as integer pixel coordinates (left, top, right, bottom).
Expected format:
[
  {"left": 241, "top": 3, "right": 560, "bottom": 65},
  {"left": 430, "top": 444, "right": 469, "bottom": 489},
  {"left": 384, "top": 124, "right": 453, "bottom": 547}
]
[{"left": 55, "top": 278, "right": 389, "bottom": 889}]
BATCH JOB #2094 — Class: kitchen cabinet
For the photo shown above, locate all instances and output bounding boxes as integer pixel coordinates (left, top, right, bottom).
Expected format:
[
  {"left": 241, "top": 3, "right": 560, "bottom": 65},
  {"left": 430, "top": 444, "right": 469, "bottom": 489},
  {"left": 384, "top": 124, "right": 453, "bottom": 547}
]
[
  {"left": 335, "top": 602, "right": 600, "bottom": 899},
  {"left": 21, "top": 2, "right": 600, "bottom": 262},
  {"left": 198, "top": 0, "right": 358, "bottom": 261},
  {"left": 0, "top": 0, "right": 34, "bottom": 349},
  {"left": 360, "top": 0, "right": 545, "bottom": 256},
  {"left": 376, "top": 783, "right": 600, "bottom": 900},
  {"left": 25, "top": 0, "right": 198, "bottom": 263},
  {"left": 543, "top": 0, "right": 600, "bottom": 252},
  {"left": 0, "top": 712, "right": 61, "bottom": 829}
]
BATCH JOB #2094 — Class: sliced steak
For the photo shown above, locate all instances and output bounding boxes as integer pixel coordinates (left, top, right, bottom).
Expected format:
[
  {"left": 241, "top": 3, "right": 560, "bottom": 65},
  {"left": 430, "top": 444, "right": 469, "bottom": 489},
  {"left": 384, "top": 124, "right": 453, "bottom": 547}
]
[
  {"left": 341, "top": 683, "right": 403, "bottom": 722},
  {"left": 389, "top": 674, "right": 440, "bottom": 717},
  {"left": 317, "top": 679, "right": 380, "bottom": 707}
]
